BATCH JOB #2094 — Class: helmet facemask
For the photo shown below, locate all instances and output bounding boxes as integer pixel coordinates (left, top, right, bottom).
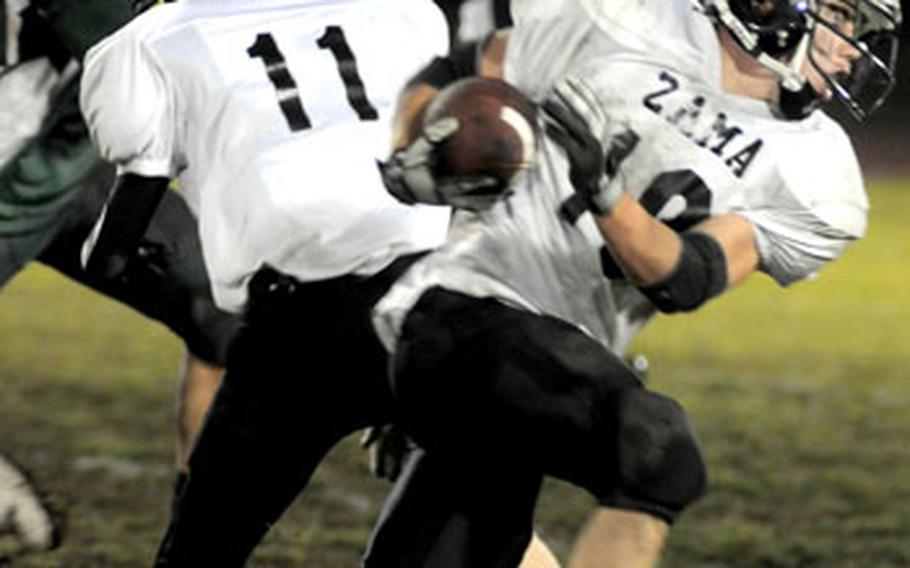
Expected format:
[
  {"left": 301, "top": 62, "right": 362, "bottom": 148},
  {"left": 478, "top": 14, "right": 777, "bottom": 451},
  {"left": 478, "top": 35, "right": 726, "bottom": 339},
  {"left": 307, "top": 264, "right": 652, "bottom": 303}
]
[{"left": 807, "top": 0, "right": 901, "bottom": 120}]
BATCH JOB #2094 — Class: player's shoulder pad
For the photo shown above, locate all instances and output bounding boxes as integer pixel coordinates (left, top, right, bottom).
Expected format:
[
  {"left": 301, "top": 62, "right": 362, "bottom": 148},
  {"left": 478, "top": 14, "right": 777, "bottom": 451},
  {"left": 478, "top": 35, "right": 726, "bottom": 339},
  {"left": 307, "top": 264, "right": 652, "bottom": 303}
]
[
  {"left": 80, "top": 7, "right": 180, "bottom": 176},
  {"left": 577, "top": 0, "right": 711, "bottom": 73},
  {"left": 769, "top": 113, "right": 868, "bottom": 239}
]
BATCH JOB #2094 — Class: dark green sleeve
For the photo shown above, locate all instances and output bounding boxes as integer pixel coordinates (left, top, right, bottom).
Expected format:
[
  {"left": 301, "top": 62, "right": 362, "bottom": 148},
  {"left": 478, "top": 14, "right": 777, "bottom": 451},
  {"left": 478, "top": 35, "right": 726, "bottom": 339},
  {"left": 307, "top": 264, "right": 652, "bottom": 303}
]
[
  {"left": 37, "top": 0, "right": 133, "bottom": 60},
  {"left": 0, "top": 79, "right": 100, "bottom": 233}
]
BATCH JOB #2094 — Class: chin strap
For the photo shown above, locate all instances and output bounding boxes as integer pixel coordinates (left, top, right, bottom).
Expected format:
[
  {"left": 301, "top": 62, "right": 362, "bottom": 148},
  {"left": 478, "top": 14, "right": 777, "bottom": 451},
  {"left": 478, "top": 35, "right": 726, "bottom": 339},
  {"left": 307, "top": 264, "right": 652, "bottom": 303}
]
[
  {"left": 757, "top": 32, "right": 821, "bottom": 120},
  {"left": 778, "top": 80, "right": 822, "bottom": 119},
  {"left": 775, "top": 33, "right": 822, "bottom": 120}
]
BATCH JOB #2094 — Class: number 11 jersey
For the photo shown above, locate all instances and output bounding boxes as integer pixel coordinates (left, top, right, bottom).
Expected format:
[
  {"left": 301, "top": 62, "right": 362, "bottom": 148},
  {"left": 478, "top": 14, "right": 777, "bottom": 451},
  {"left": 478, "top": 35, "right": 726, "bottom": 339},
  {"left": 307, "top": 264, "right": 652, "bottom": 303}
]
[{"left": 80, "top": 0, "right": 452, "bottom": 312}]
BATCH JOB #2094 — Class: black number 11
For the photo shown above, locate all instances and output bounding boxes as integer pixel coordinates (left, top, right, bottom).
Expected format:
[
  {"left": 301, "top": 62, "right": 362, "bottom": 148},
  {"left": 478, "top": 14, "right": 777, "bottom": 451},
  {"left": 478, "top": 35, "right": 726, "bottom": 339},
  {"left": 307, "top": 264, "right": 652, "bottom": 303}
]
[{"left": 247, "top": 26, "right": 378, "bottom": 132}]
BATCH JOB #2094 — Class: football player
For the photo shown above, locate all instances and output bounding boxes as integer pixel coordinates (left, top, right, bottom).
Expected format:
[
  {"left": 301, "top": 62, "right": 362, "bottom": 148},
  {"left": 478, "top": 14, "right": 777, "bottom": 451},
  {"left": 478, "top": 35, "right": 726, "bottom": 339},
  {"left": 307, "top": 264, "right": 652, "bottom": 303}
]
[
  {"left": 77, "top": 0, "right": 454, "bottom": 565},
  {"left": 366, "top": 0, "right": 902, "bottom": 565},
  {"left": 0, "top": 0, "right": 239, "bottom": 556}
]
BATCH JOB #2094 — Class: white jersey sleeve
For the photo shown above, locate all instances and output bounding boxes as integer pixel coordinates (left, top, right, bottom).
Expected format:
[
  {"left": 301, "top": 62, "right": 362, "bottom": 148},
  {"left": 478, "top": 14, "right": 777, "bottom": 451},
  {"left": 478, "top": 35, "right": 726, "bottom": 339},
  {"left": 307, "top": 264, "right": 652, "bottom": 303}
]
[
  {"left": 80, "top": 13, "right": 180, "bottom": 178},
  {"left": 504, "top": 0, "right": 594, "bottom": 102},
  {"left": 739, "top": 119, "right": 867, "bottom": 286}
]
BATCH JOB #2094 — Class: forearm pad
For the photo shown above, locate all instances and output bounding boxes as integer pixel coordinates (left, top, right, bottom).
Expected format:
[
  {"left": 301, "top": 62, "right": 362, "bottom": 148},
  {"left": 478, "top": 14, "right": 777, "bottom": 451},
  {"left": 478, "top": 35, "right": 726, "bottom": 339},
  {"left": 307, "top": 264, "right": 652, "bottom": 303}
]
[
  {"left": 82, "top": 174, "right": 169, "bottom": 279},
  {"left": 639, "top": 231, "right": 728, "bottom": 313}
]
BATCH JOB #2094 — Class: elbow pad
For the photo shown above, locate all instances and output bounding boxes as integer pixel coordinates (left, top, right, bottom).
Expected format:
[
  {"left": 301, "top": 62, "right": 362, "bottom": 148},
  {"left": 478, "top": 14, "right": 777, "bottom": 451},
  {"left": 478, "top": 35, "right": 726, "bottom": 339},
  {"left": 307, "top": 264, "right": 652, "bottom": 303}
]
[{"left": 639, "top": 231, "right": 728, "bottom": 313}]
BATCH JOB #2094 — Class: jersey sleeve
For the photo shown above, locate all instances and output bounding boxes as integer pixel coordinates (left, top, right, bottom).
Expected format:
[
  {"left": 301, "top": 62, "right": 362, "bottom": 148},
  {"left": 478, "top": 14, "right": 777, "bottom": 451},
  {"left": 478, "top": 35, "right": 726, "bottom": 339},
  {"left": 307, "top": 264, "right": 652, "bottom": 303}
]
[
  {"left": 504, "top": 0, "right": 595, "bottom": 101},
  {"left": 744, "top": 201, "right": 865, "bottom": 286},
  {"left": 738, "top": 125, "right": 868, "bottom": 286},
  {"left": 79, "top": 17, "right": 179, "bottom": 178}
]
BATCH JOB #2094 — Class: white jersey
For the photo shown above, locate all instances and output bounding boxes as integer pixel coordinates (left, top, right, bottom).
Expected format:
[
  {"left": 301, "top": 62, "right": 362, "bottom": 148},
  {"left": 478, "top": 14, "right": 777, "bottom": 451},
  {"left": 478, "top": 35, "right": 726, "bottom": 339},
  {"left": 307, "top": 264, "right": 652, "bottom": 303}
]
[
  {"left": 374, "top": 0, "right": 866, "bottom": 355},
  {"left": 456, "top": 0, "right": 496, "bottom": 43},
  {"left": 0, "top": 0, "right": 79, "bottom": 166},
  {"left": 80, "top": 0, "right": 451, "bottom": 312}
]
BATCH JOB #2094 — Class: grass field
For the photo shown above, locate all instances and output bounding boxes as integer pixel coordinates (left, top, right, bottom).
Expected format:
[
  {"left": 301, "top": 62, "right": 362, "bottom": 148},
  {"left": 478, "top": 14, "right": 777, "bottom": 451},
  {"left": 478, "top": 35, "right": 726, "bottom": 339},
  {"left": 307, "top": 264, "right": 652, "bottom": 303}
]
[{"left": 1, "top": 181, "right": 908, "bottom": 567}]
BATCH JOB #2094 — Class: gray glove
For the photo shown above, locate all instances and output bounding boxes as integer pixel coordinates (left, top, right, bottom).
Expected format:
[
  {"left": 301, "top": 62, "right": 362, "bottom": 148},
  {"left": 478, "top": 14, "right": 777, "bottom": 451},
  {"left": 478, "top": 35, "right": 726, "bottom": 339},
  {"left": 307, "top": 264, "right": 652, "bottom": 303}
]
[
  {"left": 378, "top": 117, "right": 507, "bottom": 212},
  {"left": 0, "top": 455, "right": 63, "bottom": 557},
  {"left": 542, "top": 77, "right": 638, "bottom": 217},
  {"left": 359, "top": 424, "right": 415, "bottom": 482}
]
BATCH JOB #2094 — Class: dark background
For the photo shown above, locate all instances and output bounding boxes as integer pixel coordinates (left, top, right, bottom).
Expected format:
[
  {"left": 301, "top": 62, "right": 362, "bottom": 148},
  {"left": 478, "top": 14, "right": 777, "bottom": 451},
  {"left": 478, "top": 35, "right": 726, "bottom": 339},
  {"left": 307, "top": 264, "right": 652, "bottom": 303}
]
[{"left": 847, "top": 13, "right": 910, "bottom": 177}]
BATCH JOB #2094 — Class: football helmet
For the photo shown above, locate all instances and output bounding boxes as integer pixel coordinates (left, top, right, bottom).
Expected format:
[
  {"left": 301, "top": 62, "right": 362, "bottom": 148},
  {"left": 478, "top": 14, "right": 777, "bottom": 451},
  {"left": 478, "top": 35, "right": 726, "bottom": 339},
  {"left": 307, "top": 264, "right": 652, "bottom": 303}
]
[{"left": 700, "top": 0, "right": 902, "bottom": 120}]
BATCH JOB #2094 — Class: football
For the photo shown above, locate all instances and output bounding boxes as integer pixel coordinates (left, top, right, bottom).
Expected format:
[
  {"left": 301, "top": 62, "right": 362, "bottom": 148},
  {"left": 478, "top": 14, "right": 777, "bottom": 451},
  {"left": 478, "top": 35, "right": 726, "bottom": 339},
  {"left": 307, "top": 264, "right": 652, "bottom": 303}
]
[{"left": 424, "top": 77, "right": 537, "bottom": 185}]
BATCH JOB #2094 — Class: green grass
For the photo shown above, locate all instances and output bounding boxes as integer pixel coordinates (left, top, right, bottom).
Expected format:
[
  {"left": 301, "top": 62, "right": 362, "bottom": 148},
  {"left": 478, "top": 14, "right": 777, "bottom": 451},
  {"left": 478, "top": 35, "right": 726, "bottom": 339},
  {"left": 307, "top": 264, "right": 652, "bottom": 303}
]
[{"left": 1, "top": 181, "right": 908, "bottom": 566}]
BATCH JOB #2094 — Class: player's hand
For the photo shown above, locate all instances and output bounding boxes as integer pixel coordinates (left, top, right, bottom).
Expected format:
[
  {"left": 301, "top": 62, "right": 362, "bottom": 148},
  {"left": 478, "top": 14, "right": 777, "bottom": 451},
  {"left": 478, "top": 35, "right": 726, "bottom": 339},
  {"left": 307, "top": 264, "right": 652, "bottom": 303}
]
[
  {"left": 0, "top": 456, "right": 64, "bottom": 557},
  {"left": 542, "top": 77, "right": 638, "bottom": 216},
  {"left": 126, "top": 239, "right": 170, "bottom": 284},
  {"left": 378, "top": 118, "right": 505, "bottom": 212},
  {"left": 359, "top": 424, "right": 414, "bottom": 482},
  {"left": 84, "top": 232, "right": 170, "bottom": 288}
]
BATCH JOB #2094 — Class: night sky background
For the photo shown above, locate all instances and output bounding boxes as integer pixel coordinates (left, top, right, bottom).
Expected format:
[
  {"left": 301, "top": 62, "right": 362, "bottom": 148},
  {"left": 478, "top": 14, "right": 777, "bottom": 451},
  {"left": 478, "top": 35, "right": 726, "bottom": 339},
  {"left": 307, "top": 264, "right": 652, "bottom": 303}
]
[{"left": 847, "top": 5, "right": 909, "bottom": 177}]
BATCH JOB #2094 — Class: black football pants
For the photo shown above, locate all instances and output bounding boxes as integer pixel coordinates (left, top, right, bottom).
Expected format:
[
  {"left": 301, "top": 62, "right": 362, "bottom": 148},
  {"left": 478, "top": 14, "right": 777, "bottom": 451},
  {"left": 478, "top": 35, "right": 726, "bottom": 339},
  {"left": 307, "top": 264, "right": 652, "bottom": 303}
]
[
  {"left": 363, "top": 287, "right": 705, "bottom": 567},
  {"left": 155, "top": 255, "right": 421, "bottom": 567}
]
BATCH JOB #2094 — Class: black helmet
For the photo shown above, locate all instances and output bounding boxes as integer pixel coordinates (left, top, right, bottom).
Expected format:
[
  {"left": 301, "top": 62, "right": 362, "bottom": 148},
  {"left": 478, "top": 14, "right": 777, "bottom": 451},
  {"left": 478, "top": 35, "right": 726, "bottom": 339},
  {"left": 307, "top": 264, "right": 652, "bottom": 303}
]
[{"left": 700, "top": 0, "right": 902, "bottom": 120}]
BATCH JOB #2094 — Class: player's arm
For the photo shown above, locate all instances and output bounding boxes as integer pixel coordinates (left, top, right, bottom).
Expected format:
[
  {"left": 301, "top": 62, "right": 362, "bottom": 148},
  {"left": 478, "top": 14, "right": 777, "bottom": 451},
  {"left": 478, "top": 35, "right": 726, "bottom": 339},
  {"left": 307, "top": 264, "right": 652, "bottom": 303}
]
[
  {"left": 78, "top": 15, "right": 178, "bottom": 279},
  {"left": 545, "top": 77, "right": 759, "bottom": 313},
  {"left": 380, "top": 31, "right": 512, "bottom": 210},
  {"left": 596, "top": 196, "right": 759, "bottom": 297},
  {"left": 81, "top": 174, "right": 169, "bottom": 279},
  {"left": 391, "top": 30, "right": 510, "bottom": 149}
]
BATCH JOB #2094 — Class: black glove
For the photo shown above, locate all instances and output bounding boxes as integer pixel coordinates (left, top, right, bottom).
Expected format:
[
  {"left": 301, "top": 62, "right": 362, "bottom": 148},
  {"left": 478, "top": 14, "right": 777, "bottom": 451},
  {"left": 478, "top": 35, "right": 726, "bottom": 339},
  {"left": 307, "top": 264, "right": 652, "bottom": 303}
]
[
  {"left": 119, "top": 239, "right": 171, "bottom": 290},
  {"left": 360, "top": 424, "right": 415, "bottom": 482},
  {"left": 378, "top": 117, "right": 507, "bottom": 212},
  {"left": 542, "top": 77, "right": 638, "bottom": 217}
]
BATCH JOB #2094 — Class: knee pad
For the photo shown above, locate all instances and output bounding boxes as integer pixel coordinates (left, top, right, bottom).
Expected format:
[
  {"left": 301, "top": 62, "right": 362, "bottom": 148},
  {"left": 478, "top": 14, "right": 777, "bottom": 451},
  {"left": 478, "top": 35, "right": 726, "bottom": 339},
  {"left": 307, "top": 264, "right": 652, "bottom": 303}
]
[{"left": 607, "top": 388, "right": 708, "bottom": 522}]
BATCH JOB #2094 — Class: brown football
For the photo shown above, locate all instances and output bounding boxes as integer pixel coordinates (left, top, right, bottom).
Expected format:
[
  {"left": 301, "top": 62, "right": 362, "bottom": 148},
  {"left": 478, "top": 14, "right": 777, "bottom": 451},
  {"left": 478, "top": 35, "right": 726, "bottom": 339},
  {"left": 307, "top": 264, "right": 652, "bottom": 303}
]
[{"left": 424, "top": 77, "right": 537, "bottom": 185}]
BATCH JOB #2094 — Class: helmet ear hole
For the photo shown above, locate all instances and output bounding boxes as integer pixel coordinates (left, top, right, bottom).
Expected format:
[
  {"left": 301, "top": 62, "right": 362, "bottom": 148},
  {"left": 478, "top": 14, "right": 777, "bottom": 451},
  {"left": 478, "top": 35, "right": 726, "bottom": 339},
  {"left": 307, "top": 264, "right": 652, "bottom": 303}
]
[{"left": 778, "top": 79, "right": 821, "bottom": 119}]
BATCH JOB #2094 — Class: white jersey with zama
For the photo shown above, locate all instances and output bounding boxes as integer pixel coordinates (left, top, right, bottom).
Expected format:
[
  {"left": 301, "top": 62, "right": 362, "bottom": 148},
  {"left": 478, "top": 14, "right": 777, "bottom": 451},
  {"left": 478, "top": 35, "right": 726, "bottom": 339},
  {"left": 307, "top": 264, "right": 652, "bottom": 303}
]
[
  {"left": 80, "top": 0, "right": 451, "bottom": 312},
  {"left": 374, "top": 0, "right": 867, "bottom": 355}
]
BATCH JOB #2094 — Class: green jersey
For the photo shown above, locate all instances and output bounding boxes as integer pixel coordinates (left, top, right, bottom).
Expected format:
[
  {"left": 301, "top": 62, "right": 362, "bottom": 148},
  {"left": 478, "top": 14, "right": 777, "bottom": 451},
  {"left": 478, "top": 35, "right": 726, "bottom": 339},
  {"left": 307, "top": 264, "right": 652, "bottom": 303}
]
[{"left": 0, "top": 0, "right": 131, "bottom": 235}]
